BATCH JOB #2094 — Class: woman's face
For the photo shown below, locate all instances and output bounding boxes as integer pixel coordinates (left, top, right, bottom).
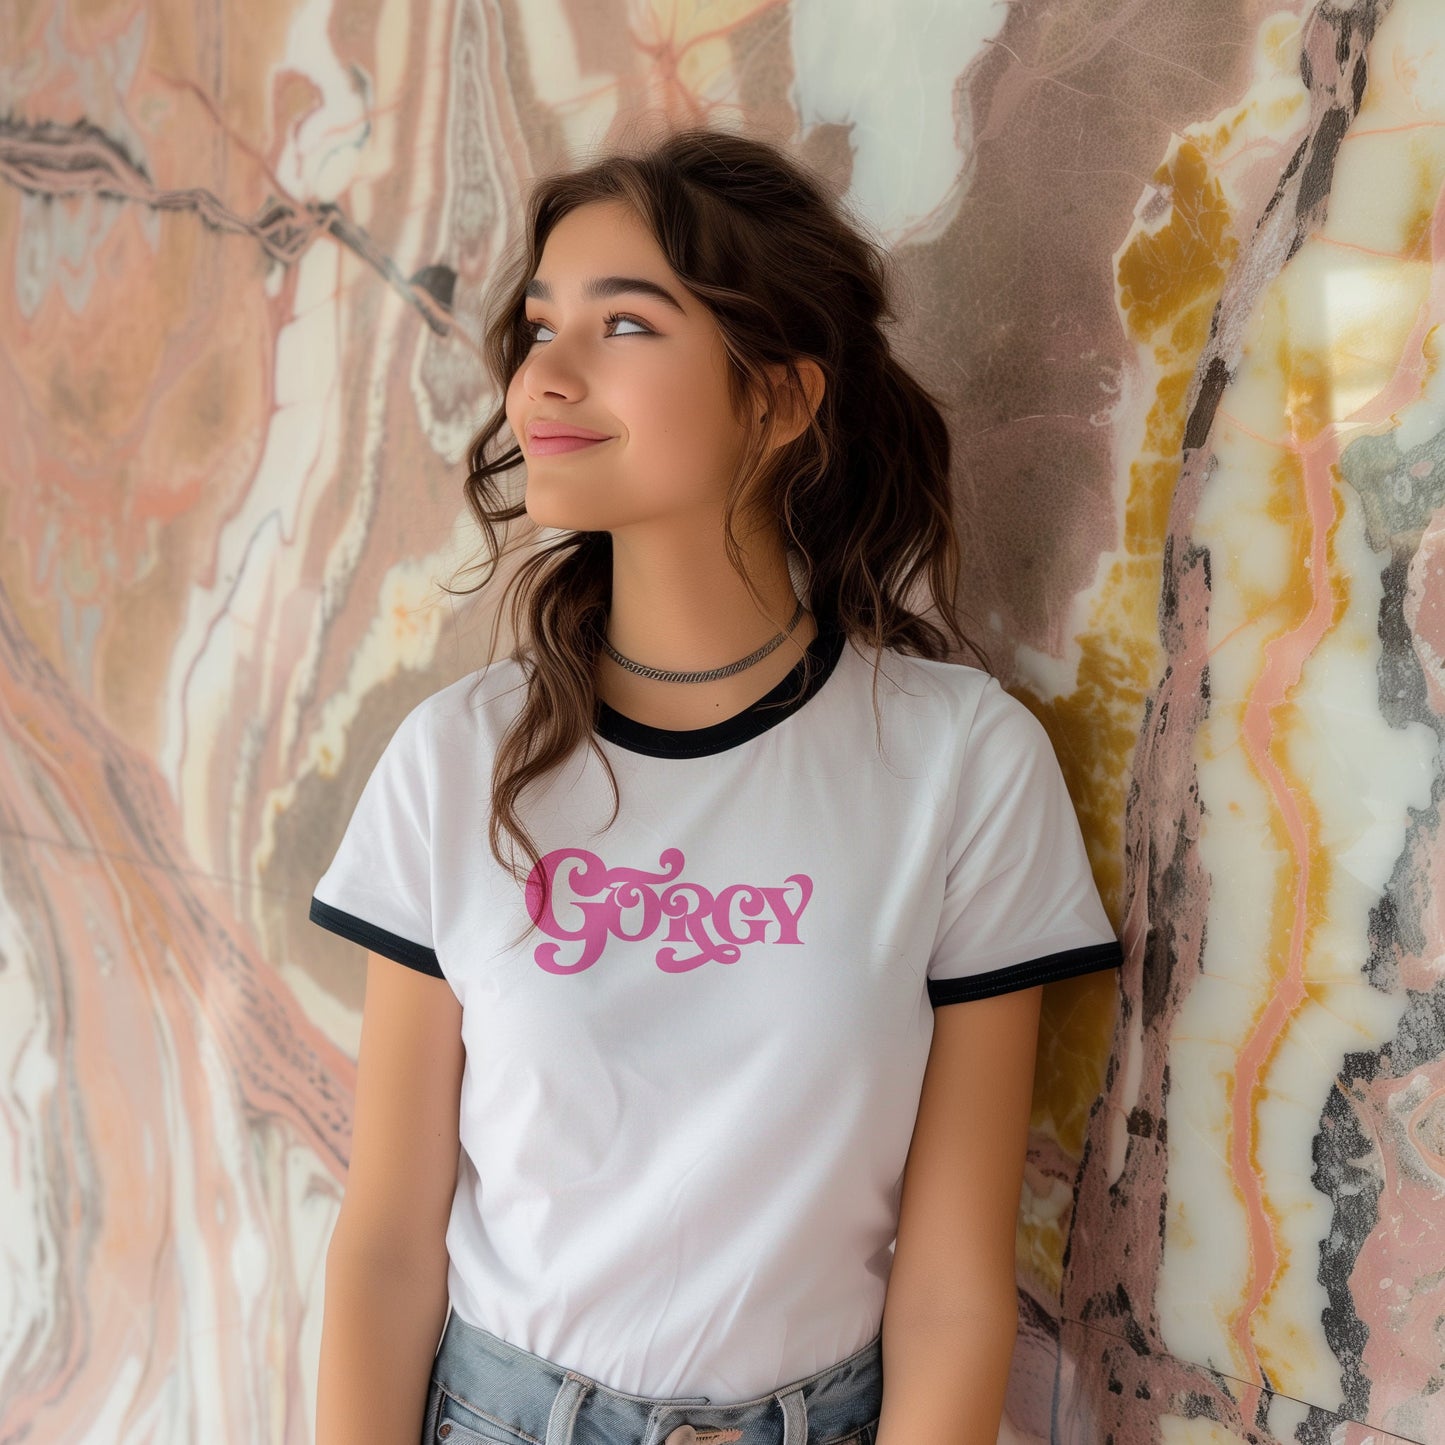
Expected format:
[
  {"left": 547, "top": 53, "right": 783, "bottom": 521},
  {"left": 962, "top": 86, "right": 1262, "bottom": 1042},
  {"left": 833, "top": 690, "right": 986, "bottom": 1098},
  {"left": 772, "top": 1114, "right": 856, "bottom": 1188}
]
[{"left": 505, "top": 199, "right": 754, "bottom": 536}]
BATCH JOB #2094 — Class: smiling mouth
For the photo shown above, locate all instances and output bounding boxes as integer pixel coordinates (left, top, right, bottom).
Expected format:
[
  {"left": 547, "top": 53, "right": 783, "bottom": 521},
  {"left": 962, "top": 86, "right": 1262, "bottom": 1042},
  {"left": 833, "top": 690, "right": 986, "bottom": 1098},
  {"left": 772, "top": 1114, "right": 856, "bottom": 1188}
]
[{"left": 528, "top": 435, "right": 611, "bottom": 456}]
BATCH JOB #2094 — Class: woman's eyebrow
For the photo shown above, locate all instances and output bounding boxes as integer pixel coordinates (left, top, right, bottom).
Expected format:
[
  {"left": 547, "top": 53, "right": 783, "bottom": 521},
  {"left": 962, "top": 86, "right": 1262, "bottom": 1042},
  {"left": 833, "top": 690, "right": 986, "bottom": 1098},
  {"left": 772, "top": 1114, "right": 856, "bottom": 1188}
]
[{"left": 524, "top": 276, "right": 686, "bottom": 314}]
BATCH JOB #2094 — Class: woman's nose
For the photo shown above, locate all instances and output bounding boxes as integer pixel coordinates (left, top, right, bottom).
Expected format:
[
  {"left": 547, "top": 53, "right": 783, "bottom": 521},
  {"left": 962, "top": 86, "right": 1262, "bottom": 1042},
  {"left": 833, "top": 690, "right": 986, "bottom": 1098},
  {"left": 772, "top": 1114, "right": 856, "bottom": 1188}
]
[{"left": 520, "top": 337, "right": 586, "bottom": 401}]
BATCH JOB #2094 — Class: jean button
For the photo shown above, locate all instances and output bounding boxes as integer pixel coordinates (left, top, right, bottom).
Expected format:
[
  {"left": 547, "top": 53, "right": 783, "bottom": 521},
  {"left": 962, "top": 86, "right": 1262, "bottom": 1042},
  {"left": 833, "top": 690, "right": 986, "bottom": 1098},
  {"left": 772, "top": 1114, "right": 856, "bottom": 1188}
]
[{"left": 438, "top": 1426, "right": 451, "bottom": 1440}]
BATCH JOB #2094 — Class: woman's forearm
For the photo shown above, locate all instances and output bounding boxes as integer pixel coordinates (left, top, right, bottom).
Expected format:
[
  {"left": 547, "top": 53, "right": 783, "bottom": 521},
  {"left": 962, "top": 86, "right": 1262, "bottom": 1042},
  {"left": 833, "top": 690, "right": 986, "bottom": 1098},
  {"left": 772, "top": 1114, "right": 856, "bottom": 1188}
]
[
  {"left": 315, "top": 1226, "right": 451, "bottom": 1445},
  {"left": 876, "top": 1296, "right": 1019, "bottom": 1445}
]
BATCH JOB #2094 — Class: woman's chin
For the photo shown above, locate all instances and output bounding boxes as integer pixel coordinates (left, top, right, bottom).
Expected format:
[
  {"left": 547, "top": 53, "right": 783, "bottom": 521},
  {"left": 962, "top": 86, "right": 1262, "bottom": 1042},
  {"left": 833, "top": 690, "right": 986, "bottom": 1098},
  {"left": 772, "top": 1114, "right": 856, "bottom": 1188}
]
[{"left": 523, "top": 494, "right": 610, "bottom": 534}]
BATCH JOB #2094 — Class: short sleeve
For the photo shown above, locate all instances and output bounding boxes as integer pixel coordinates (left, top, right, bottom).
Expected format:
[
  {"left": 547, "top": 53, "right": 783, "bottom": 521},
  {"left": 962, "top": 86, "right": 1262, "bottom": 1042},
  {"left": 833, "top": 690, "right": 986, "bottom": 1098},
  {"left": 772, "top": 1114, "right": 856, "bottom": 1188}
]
[
  {"left": 927, "top": 680, "right": 1123, "bottom": 1006},
  {"left": 308, "top": 699, "right": 443, "bottom": 978}
]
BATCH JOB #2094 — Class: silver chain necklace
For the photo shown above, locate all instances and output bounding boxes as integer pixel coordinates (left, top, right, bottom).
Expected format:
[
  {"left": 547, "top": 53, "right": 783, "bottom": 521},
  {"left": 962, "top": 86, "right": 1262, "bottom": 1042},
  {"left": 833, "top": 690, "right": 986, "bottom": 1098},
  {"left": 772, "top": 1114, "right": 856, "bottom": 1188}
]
[{"left": 601, "top": 598, "right": 806, "bottom": 684}]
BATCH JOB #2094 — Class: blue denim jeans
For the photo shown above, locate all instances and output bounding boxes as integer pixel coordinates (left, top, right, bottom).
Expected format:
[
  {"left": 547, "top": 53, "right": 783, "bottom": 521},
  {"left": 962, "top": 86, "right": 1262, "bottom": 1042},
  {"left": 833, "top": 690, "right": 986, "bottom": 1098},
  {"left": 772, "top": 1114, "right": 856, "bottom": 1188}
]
[{"left": 421, "top": 1312, "right": 884, "bottom": 1445}]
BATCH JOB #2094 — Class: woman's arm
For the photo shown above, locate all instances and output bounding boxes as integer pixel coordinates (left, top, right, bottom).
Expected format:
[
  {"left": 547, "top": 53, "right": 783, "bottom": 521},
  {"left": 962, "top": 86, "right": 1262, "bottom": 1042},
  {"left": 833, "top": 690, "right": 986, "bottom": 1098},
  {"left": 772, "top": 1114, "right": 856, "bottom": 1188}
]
[
  {"left": 877, "top": 984, "right": 1044, "bottom": 1445},
  {"left": 316, "top": 951, "right": 466, "bottom": 1445}
]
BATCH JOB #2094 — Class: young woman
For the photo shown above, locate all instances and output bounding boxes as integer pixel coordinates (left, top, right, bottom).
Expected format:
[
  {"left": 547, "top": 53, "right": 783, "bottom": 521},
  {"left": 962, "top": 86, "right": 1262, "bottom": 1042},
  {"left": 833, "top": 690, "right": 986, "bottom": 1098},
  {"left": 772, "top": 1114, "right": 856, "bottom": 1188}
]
[{"left": 309, "top": 126, "right": 1122, "bottom": 1445}]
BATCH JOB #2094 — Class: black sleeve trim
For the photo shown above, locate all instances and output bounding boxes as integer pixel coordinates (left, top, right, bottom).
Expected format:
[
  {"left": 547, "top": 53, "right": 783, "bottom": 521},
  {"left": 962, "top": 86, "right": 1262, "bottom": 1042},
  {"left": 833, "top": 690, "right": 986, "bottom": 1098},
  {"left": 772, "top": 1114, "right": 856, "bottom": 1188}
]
[
  {"left": 928, "top": 940, "right": 1123, "bottom": 1006},
  {"left": 308, "top": 896, "right": 444, "bottom": 979}
]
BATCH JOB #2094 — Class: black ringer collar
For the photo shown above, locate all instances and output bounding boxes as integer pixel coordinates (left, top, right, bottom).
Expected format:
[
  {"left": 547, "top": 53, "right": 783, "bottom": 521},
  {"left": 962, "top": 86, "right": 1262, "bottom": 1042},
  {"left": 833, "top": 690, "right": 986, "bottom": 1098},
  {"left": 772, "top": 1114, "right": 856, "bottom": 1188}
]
[{"left": 595, "top": 623, "right": 847, "bottom": 759}]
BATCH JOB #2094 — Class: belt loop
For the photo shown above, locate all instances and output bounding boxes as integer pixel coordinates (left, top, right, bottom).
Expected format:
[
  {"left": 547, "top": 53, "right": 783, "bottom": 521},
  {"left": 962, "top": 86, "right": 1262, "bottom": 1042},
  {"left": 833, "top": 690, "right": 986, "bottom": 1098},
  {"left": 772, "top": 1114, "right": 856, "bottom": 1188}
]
[
  {"left": 544, "top": 1373, "right": 590, "bottom": 1445},
  {"left": 775, "top": 1385, "right": 808, "bottom": 1445}
]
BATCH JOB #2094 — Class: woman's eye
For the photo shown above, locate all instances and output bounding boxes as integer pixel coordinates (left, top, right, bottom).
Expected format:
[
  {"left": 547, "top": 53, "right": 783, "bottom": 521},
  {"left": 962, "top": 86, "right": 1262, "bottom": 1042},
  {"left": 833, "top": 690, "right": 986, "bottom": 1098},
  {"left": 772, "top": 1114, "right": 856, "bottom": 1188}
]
[{"left": 521, "top": 313, "right": 652, "bottom": 343}]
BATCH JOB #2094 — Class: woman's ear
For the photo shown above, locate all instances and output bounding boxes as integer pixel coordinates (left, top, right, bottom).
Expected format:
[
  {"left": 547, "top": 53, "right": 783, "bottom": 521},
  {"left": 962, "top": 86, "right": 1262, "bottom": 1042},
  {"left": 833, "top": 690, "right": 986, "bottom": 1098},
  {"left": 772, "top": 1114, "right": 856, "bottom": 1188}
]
[{"left": 759, "top": 358, "right": 826, "bottom": 451}]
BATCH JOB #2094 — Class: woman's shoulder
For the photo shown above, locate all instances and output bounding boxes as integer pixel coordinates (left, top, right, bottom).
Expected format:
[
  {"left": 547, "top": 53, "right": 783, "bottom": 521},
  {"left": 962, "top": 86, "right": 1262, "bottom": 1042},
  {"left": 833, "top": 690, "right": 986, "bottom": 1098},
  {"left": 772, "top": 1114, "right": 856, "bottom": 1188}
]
[
  {"left": 398, "top": 654, "right": 532, "bottom": 758},
  {"left": 861, "top": 642, "right": 1048, "bottom": 754},
  {"left": 855, "top": 649, "right": 1074, "bottom": 833},
  {"left": 861, "top": 641, "right": 999, "bottom": 715}
]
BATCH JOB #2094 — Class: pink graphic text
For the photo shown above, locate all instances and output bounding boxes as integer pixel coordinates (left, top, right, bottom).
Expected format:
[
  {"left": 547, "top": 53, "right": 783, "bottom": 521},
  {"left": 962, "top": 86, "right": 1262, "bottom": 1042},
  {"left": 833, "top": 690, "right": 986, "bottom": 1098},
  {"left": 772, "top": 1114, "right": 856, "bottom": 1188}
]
[{"left": 524, "top": 847, "right": 813, "bottom": 974}]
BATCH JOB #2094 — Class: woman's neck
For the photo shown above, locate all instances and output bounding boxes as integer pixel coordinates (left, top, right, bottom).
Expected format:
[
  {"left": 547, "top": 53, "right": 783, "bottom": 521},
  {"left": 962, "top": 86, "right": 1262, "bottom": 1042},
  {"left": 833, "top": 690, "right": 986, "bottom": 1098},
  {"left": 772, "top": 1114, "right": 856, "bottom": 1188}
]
[{"left": 595, "top": 522, "right": 817, "bottom": 731}]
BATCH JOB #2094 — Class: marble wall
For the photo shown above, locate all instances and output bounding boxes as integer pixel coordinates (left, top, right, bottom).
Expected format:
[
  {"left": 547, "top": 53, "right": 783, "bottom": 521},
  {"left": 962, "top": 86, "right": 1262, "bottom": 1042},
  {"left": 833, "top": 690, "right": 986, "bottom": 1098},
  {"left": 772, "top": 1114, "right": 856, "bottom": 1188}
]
[{"left": 1, "top": 0, "right": 1441, "bottom": 1441}]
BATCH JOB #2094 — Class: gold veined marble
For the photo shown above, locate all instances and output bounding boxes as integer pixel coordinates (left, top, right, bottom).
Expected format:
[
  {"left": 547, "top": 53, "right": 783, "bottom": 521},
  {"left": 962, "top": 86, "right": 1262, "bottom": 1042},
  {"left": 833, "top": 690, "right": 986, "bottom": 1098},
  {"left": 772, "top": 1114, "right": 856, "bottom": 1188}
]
[{"left": 1020, "top": 81, "right": 1285, "bottom": 1286}]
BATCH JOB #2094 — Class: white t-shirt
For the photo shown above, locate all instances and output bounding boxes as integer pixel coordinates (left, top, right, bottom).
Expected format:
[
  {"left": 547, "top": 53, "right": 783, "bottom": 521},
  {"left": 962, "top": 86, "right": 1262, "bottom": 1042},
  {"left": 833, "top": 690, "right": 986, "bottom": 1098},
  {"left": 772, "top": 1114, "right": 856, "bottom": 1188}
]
[{"left": 310, "top": 623, "right": 1121, "bottom": 1402}]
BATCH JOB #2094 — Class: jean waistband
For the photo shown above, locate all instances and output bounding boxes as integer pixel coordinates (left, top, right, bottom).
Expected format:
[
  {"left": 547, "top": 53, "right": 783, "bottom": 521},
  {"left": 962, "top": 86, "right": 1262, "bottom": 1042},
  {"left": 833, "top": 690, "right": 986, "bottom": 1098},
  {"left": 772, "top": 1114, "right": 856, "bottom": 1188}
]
[{"left": 427, "top": 1312, "right": 884, "bottom": 1445}]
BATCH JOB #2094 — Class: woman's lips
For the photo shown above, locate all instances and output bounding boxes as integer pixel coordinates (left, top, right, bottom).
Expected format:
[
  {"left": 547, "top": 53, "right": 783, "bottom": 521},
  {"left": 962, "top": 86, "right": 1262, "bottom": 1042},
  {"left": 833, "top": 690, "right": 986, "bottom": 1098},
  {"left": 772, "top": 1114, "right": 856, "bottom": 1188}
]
[{"left": 528, "top": 435, "right": 611, "bottom": 456}]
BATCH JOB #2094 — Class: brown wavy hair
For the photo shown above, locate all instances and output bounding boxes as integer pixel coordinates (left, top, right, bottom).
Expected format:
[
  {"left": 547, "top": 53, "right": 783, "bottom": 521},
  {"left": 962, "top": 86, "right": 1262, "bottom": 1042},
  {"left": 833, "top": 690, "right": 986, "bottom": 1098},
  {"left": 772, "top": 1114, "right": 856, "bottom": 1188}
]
[{"left": 441, "top": 124, "right": 981, "bottom": 934}]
